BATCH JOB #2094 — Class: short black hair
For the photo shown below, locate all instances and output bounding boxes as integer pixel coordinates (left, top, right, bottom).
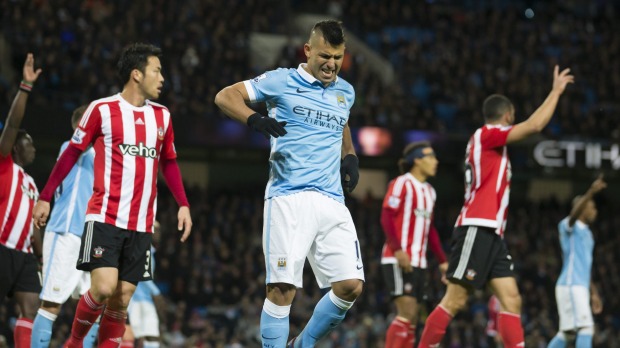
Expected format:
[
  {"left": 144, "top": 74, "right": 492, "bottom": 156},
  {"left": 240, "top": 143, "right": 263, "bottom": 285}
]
[
  {"left": 71, "top": 104, "right": 89, "bottom": 129},
  {"left": 117, "top": 43, "right": 162, "bottom": 85},
  {"left": 311, "top": 20, "right": 345, "bottom": 46},
  {"left": 483, "top": 94, "right": 513, "bottom": 122},
  {"left": 398, "top": 141, "right": 431, "bottom": 174}
]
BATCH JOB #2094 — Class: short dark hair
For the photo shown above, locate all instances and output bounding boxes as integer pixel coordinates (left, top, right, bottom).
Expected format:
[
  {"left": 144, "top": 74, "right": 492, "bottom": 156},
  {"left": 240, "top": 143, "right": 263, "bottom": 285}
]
[
  {"left": 311, "top": 20, "right": 345, "bottom": 46},
  {"left": 117, "top": 43, "right": 162, "bottom": 85},
  {"left": 483, "top": 94, "right": 513, "bottom": 122},
  {"left": 71, "top": 104, "right": 89, "bottom": 129},
  {"left": 398, "top": 141, "right": 431, "bottom": 174}
]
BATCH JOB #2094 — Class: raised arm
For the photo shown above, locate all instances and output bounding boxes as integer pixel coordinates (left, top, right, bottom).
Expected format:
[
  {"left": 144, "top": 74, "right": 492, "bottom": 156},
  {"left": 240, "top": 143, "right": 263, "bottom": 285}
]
[
  {"left": 506, "top": 65, "right": 574, "bottom": 144},
  {"left": 0, "top": 54, "right": 42, "bottom": 156},
  {"left": 568, "top": 174, "right": 606, "bottom": 227}
]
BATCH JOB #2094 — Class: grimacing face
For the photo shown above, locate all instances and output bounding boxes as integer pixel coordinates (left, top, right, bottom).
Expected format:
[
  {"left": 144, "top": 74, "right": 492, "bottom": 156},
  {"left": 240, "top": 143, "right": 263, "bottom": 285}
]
[
  {"left": 304, "top": 35, "right": 345, "bottom": 86},
  {"left": 138, "top": 56, "right": 164, "bottom": 100}
]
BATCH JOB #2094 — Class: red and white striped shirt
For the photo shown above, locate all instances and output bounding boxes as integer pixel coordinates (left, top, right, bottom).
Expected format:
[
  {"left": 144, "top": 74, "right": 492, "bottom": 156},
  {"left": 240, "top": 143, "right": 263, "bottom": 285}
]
[
  {"left": 0, "top": 154, "right": 38, "bottom": 253},
  {"left": 455, "top": 125, "right": 513, "bottom": 236},
  {"left": 68, "top": 94, "right": 176, "bottom": 233},
  {"left": 380, "top": 173, "right": 436, "bottom": 268}
]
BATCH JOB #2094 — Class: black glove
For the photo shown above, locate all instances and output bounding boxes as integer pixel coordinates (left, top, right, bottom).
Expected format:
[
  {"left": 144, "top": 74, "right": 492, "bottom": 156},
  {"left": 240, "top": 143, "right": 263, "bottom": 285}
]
[
  {"left": 340, "top": 154, "right": 359, "bottom": 193},
  {"left": 247, "top": 113, "right": 287, "bottom": 139}
]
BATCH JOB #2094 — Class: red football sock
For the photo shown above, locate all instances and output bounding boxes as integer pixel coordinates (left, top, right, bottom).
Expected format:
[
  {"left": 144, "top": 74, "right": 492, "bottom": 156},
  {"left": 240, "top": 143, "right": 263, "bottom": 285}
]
[
  {"left": 14, "top": 318, "right": 33, "bottom": 348},
  {"left": 385, "top": 317, "right": 410, "bottom": 348},
  {"left": 418, "top": 305, "right": 452, "bottom": 348},
  {"left": 65, "top": 291, "right": 104, "bottom": 348},
  {"left": 498, "top": 312, "right": 524, "bottom": 348},
  {"left": 98, "top": 308, "right": 127, "bottom": 348}
]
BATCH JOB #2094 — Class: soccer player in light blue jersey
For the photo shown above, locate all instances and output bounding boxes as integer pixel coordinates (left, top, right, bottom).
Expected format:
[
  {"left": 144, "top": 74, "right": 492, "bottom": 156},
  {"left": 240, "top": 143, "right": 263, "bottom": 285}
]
[
  {"left": 548, "top": 175, "right": 606, "bottom": 348},
  {"left": 31, "top": 105, "right": 99, "bottom": 348},
  {"left": 215, "top": 20, "right": 364, "bottom": 348}
]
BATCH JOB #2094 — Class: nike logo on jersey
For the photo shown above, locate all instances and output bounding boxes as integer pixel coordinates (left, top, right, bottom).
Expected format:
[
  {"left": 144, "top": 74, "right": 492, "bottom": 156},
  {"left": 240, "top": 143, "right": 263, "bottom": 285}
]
[
  {"left": 261, "top": 334, "right": 282, "bottom": 340},
  {"left": 356, "top": 265, "right": 363, "bottom": 270},
  {"left": 296, "top": 88, "right": 310, "bottom": 93}
]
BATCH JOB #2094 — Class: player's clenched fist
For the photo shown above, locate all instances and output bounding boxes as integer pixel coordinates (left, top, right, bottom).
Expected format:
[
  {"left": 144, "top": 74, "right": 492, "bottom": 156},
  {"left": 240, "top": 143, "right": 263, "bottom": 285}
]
[{"left": 32, "top": 200, "right": 50, "bottom": 229}]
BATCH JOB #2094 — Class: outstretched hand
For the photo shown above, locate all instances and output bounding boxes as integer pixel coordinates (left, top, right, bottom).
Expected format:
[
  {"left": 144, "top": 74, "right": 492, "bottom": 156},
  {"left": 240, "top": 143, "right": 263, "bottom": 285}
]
[
  {"left": 23, "top": 53, "right": 42, "bottom": 84},
  {"left": 552, "top": 65, "right": 574, "bottom": 94}
]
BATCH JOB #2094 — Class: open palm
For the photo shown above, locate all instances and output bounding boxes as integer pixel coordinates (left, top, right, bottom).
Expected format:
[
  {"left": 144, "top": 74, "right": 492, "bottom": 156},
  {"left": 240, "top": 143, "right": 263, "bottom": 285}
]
[{"left": 22, "top": 53, "right": 42, "bottom": 83}]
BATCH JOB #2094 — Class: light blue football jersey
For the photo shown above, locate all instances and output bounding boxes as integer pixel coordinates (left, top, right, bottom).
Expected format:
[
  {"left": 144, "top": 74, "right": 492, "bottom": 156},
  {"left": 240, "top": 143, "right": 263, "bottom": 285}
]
[
  {"left": 556, "top": 217, "right": 594, "bottom": 287},
  {"left": 244, "top": 64, "right": 355, "bottom": 203},
  {"left": 45, "top": 141, "right": 95, "bottom": 236}
]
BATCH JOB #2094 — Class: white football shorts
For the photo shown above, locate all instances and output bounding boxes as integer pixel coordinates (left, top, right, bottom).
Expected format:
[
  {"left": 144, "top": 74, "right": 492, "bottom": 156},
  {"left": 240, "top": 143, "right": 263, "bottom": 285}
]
[
  {"left": 555, "top": 285, "right": 594, "bottom": 331},
  {"left": 128, "top": 301, "right": 160, "bottom": 338},
  {"left": 40, "top": 231, "right": 90, "bottom": 303},
  {"left": 263, "top": 191, "right": 365, "bottom": 289}
]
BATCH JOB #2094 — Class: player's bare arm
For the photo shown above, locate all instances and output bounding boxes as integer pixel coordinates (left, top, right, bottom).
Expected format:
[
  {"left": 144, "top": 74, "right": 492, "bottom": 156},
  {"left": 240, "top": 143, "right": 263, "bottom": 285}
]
[
  {"left": 0, "top": 53, "right": 42, "bottom": 156},
  {"left": 214, "top": 82, "right": 255, "bottom": 123},
  {"left": 341, "top": 122, "right": 356, "bottom": 157},
  {"left": 506, "top": 65, "right": 574, "bottom": 144},
  {"left": 215, "top": 82, "right": 286, "bottom": 138},
  {"left": 568, "top": 174, "right": 606, "bottom": 226},
  {"left": 591, "top": 282, "right": 603, "bottom": 314}
]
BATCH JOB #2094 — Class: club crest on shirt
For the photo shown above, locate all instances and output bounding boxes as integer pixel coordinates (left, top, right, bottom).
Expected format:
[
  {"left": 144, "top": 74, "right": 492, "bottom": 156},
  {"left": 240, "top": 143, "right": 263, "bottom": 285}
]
[
  {"left": 336, "top": 93, "right": 347, "bottom": 109},
  {"left": 93, "top": 246, "right": 105, "bottom": 258},
  {"left": 157, "top": 127, "right": 165, "bottom": 140}
]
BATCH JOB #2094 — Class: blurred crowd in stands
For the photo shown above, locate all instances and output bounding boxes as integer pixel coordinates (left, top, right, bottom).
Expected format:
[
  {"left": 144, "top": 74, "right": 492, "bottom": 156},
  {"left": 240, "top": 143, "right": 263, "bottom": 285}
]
[
  {"left": 1, "top": 0, "right": 620, "bottom": 347},
  {"left": 1, "top": 0, "right": 619, "bottom": 141}
]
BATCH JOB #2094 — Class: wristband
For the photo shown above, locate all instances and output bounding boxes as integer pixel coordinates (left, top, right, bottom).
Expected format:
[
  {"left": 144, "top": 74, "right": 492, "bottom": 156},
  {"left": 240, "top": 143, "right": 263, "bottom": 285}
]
[{"left": 19, "top": 80, "right": 33, "bottom": 93}]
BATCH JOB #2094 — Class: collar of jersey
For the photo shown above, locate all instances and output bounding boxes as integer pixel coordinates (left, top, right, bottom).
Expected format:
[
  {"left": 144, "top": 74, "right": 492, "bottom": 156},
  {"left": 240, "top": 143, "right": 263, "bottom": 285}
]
[
  {"left": 117, "top": 93, "right": 152, "bottom": 111},
  {"left": 297, "top": 64, "right": 339, "bottom": 87}
]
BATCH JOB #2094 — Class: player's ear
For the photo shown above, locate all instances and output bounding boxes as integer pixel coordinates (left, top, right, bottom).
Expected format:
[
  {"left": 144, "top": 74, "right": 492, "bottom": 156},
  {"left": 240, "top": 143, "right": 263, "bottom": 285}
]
[{"left": 131, "top": 68, "right": 142, "bottom": 83}]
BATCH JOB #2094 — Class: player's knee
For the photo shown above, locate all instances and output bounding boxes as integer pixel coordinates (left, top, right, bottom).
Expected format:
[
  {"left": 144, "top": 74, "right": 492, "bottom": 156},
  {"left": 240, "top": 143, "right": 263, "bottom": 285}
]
[
  {"left": 441, "top": 290, "right": 468, "bottom": 313},
  {"left": 90, "top": 282, "right": 118, "bottom": 301},
  {"left": 332, "top": 279, "right": 363, "bottom": 301}
]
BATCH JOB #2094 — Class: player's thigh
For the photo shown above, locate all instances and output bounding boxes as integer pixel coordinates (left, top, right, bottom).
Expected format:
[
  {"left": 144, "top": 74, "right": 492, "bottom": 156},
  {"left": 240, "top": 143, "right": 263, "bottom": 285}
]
[
  {"left": 40, "top": 232, "right": 85, "bottom": 303},
  {"left": 263, "top": 192, "right": 319, "bottom": 287},
  {"left": 446, "top": 226, "right": 499, "bottom": 289},
  {"left": 309, "top": 195, "right": 364, "bottom": 289},
  {"left": 129, "top": 302, "right": 160, "bottom": 338},
  {"left": 119, "top": 231, "right": 153, "bottom": 283},
  {"left": 489, "top": 276, "right": 520, "bottom": 312}
]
